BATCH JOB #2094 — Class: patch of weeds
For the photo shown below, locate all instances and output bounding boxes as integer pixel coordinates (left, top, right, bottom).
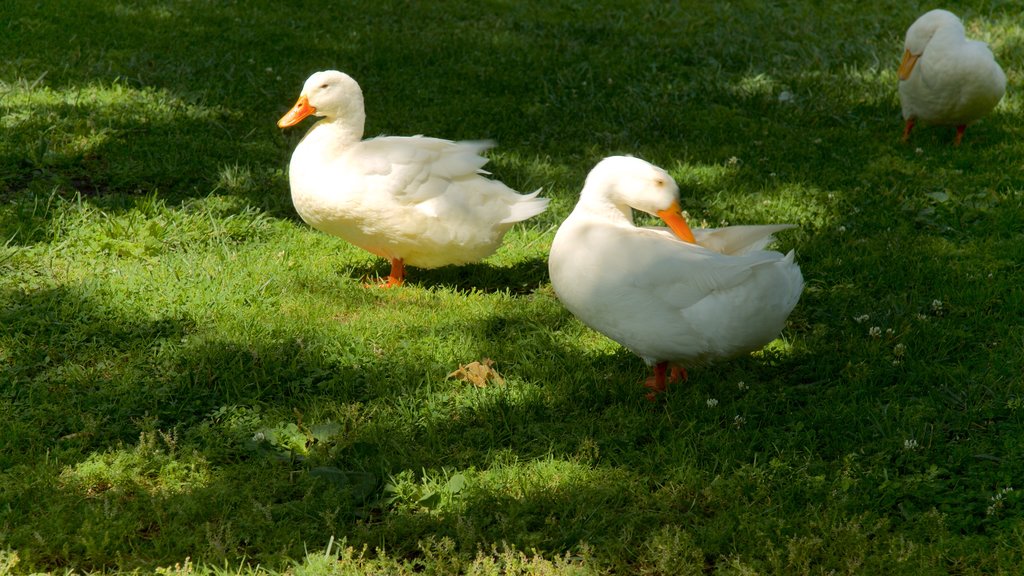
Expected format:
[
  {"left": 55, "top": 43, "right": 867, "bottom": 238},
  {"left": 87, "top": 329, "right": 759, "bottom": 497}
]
[
  {"left": 59, "top": 430, "right": 211, "bottom": 499},
  {"left": 383, "top": 468, "right": 471, "bottom": 513}
]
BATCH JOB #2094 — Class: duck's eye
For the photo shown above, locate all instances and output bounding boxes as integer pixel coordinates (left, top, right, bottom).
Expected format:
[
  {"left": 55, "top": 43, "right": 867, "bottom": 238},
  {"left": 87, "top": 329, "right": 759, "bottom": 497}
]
[
  {"left": 654, "top": 178, "right": 664, "bottom": 186},
  {"left": 320, "top": 83, "right": 329, "bottom": 89}
]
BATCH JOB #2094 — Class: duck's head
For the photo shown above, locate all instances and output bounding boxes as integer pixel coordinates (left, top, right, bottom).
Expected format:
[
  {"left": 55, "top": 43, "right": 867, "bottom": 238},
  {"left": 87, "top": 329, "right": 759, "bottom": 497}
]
[
  {"left": 583, "top": 156, "right": 696, "bottom": 244},
  {"left": 899, "top": 9, "right": 964, "bottom": 80},
  {"left": 277, "top": 70, "right": 364, "bottom": 128}
]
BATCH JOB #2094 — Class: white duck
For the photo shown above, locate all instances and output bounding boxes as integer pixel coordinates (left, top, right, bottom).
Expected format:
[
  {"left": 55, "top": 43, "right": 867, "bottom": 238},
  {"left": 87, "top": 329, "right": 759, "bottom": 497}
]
[
  {"left": 548, "top": 157, "right": 803, "bottom": 399},
  {"left": 277, "top": 70, "right": 549, "bottom": 286},
  {"left": 898, "top": 9, "right": 1006, "bottom": 145}
]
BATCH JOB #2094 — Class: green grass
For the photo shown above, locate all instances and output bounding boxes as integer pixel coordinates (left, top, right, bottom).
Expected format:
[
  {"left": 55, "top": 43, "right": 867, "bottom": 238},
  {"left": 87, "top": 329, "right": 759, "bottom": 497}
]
[{"left": 2, "top": 0, "right": 1023, "bottom": 574}]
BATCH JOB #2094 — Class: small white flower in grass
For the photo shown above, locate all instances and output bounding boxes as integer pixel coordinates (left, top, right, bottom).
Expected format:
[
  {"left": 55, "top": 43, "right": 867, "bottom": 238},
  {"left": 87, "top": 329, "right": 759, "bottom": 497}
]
[
  {"left": 733, "top": 415, "right": 746, "bottom": 428},
  {"left": 869, "top": 326, "right": 882, "bottom": 338},
  {"left": 726, "top": 156, "right": 740, "bottom": 167},
  {"left": 903, "top": 439, "right": 918, "bottom": 450},
  {"left": 838, "top": 225, "right": 847, "bottom": 233},
  {"left": 915, "top": 147, "right": 924, "bottom": 155},
  {"left": 706, "top": 398, "right": 719, "bottom": 408},
  {"left": 916, "top": 313, "right": 929, "bottom": 321},
  {"left": 931, "top": 299, "right": 944, "bottom": 314},
  {"left": 885, "top": 328, "right": 894, "bottom": 336},
  {"left": 737, "top": 381, "right": 748, "bottom": 391},
  {"left": 987, "top": 486, "right": 1014, "bottom": 516},
  {"left": 854, "top": 314, "right": 870, "bottom": 323},
  {"left": 892, "top": 343, "right": 906, "bottom": 365}
]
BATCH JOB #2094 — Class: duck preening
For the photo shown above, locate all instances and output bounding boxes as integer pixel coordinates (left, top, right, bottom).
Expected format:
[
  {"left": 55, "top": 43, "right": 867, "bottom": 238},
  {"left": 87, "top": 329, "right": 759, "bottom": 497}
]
[
  {"left": 898, "top": 9, "right": 1006, "bottom": 145},
  {"left": 548, "top": 156, "right": 803, "bottom": 400}
]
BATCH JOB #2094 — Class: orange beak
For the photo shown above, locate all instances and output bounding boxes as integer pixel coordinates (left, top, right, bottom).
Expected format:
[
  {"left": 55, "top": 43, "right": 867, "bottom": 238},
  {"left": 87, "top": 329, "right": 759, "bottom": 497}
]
[
  {"left": 277, "top": 95, "right": 316, "bottom": 128},
  {"left": 656, "top": 201, "right": 696, "bottom": 244},
  {"left": 897, "top": 49, "right": 920, "bottom": 81}
]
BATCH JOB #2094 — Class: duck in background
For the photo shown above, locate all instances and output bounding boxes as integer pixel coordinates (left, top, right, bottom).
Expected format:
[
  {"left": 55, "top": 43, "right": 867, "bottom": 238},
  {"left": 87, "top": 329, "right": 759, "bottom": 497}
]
[
  {"left": 548, "top": 156, "right": 803, "bottom": 400},
  {"left": 898, "top": 9, "right": 1006, "bottom": 145},
  {"left": 277, "top": 70, "right": 548, "bottom": 287}
]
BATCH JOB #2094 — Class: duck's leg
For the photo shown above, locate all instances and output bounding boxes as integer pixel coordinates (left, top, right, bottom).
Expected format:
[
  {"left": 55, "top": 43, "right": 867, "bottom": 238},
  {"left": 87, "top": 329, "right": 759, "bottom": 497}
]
[
  {"left": 901, "top": 118, "right": 915, "bottom": 142},
  {"left": 669, "top": 364, "right": 688, "bottom": 383},
  {"left": 643, "top": 362, "right": 688, "bottom": 401},
  {"left": 644, "top": 362, "right": 669, "bottom": 401},
  {"left": 954, "top": 124, "right": 966, "bottom": 146},
  {"left": 383, "top": 258, "right": 405, "bottom": 288}
]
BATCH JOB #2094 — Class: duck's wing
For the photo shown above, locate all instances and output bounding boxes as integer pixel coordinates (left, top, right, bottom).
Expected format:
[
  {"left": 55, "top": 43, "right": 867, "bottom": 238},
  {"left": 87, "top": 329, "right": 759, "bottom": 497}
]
[
  {"left": 613, "top": 227, "right": 786, "bottom": 312},
  {"left": 645, "top": 224, "right": 794, "bottom": 256},
  {"left": 340, "top": 135, "right": 547, "bottom": 238},
  {"left": 344, "top": 136, "right": 494, "bottom": 204},
  {"left": 692, "top": 224, "right": 796, "bottom": 255},
  {"left": 656, "top": 250, "right": 785, "bottom": 312},
  {"left": 961, "top": 40, "right": 1007, "bottom": 97}
]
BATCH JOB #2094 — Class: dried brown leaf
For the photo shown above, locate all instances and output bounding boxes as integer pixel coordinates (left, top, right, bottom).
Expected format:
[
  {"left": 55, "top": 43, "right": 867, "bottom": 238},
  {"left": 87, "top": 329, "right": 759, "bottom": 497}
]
[{"left": 447, "top": 358, "right": 504, "bottom": 388}]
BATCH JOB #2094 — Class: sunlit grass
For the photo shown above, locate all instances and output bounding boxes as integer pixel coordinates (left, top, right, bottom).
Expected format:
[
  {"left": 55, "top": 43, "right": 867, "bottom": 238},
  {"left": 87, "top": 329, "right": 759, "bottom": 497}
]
[{"left": 1, "top": 0, "right": 1023, "bottom": 574}]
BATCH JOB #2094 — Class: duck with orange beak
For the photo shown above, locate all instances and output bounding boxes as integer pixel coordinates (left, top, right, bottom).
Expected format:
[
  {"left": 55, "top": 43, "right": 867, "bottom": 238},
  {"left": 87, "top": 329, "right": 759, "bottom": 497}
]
[
  {"left": 277, "top": 70, "right": 548, "bottom": 287},
  {"left": 548, "top": 157, "right": 803, "bottom": 399},
  {"left": 898, "top": 9, "right": 1005, "bottom": 145}
]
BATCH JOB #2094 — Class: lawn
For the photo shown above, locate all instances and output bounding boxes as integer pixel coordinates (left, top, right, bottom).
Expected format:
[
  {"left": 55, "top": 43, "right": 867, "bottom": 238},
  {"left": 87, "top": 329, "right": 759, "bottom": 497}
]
[{"left": 1, "top": 0, "right": 1022, "bottom": 574}]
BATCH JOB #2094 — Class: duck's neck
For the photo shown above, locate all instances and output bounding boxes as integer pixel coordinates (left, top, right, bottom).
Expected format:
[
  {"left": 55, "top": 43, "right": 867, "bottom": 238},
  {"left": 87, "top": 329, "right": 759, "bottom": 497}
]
[
  {"left": 578, "top": 186, "right": 637, "bottom": 227},
  {"left": 297, "top": 112, "right": 365, "bottom": 158}
]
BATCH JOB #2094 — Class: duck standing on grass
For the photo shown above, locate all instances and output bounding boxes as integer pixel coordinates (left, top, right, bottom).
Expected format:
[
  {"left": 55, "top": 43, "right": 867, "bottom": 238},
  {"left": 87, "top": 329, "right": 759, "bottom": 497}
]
[
  {"left": 548, "top": 157, "right": 803, "bottom": 400},
  {"left": 898, "top": 9, "right": 1006, "bottom": 145},
  {"left": 277, "top": 70, "right": 549, "bottom": 287}
]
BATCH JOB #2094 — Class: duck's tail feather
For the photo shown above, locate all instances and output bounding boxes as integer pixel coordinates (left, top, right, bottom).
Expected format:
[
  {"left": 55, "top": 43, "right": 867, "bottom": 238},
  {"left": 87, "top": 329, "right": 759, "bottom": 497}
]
[{"left": 501, "top": 189, "right": 549, "bottom": 224}]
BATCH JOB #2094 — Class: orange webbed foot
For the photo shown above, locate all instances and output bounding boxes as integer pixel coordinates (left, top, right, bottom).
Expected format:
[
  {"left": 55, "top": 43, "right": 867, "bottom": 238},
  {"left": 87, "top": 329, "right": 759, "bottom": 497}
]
[
  {"left": 643, "top": 362, "right": 688, "bottom": 401},
  {"left": 360, "top": 258, "right": 405, "bottom": 288},
  {"left": 371, "top": 258, "right": 405, "bottom": 288}
]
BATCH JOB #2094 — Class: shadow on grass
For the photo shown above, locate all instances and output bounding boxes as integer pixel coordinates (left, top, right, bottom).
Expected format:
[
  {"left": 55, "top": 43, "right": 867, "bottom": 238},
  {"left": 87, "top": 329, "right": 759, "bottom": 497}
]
[
  {"left": 340, "top": 257, "right": 551, "bottom": 295},
  {"left": 0, "top": 286, "right": 198, "bottom": 458}
]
